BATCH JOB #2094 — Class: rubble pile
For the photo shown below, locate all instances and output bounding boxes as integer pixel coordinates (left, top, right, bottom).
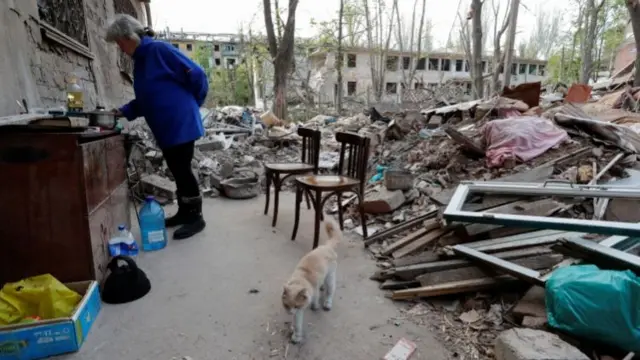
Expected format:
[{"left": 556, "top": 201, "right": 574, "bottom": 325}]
[{"left": 358, "top": 83, "right": 640, "bottom": 360}]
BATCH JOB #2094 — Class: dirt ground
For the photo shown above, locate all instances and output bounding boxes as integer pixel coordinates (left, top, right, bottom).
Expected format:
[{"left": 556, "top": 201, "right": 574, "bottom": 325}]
[{"left": 57, "top": 192, "right": 451, "bottom": 360}]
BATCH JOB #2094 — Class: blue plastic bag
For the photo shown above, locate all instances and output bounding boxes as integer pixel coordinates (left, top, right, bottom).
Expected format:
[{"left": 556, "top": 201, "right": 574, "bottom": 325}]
[{"left": 545, "top": 264, "right": 640, "bottom": 352}]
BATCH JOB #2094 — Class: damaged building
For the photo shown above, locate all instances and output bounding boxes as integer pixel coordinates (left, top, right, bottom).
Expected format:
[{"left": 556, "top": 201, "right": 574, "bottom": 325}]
[{"left": 0, "top": 0, "right": 151, "bottom": 116}]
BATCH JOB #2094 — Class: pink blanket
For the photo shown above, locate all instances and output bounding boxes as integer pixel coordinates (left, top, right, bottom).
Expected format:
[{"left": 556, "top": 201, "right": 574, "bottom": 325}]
[{"left": 483, "top": 116, "right": 569, "bottom": 168}]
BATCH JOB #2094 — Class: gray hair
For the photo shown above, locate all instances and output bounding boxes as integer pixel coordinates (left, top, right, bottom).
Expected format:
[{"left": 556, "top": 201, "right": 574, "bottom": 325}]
[{"left": 105, "top": 14, "right": 153, "bottom": 43}]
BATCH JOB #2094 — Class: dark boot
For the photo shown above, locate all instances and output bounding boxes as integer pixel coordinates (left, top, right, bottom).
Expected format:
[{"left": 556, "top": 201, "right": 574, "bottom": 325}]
[
  {"left": 173, "top": 195, "right": 206, "bottom": 240},
  {"left": 165, "top": 193, "right": 187, "bottom": 227}
]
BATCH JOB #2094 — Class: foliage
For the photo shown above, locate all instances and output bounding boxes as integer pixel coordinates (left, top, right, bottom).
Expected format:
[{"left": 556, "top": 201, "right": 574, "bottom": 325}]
[{"left": 192, "top": 43, "right": 252, "bottom": 106}]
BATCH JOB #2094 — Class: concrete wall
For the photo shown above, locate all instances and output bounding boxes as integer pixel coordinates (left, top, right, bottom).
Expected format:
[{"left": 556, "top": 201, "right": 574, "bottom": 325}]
[{"left": 0, "top": 0, "right": 145, "bottom": 117}]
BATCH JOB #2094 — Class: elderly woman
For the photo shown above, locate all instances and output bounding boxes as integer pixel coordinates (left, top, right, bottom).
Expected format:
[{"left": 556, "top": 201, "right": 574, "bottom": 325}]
[{"left": 106, "top": 14, "right": 208, "bottom": 240}]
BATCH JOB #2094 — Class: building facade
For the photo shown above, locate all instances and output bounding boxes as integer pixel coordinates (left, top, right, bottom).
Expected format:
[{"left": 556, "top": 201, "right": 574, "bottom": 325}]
[
  {"left": 612, "top": 23, "right": 637, "bottom": 77},
  {"left": 0, "top": 0, "right": 150, "bottom": 117},
  {"left": 156, "top": 30, "right": 242, "bottom": 69},
  {"left": 307, "top": 48, "right": 548, "bottom": 105}
]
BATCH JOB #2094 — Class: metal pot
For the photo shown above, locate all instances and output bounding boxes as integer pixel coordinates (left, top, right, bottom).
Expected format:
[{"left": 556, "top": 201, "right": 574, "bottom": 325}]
[{"left": 87, "top": 107, "right": 117, "bottom": 129}]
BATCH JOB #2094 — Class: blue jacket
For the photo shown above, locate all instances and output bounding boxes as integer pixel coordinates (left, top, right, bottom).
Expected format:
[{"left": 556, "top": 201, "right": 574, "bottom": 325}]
[{"left": 119, "top": 36, "right": 207, "bottom": 149}]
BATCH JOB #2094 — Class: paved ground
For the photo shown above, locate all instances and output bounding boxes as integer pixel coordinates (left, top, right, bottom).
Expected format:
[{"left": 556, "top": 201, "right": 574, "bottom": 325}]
[{"left": 61, "top": 193, "right": 450, "bottom": 360}]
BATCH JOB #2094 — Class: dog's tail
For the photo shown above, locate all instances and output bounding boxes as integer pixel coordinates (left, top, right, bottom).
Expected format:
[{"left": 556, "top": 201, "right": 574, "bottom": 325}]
[{"left": 324, "top": 217, "right": 342, "bottom": 248}]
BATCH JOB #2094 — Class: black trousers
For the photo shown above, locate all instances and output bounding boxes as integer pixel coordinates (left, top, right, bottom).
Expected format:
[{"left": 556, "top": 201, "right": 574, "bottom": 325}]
[{"left": 162, "top": 141, "right": 200, "bottom": 198}]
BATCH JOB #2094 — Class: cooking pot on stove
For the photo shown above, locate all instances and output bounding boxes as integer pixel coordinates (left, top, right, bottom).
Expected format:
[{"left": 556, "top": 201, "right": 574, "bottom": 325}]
[{"left": 87, "top": 106, "right": 118, "bottom": 129}]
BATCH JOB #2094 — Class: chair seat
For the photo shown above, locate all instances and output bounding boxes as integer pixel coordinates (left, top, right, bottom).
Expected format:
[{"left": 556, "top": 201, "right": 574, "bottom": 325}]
[
  {"left": 265, "top": 163, "right": 314, "bottom": 173},
  {"left": 296, "top": 175, "right": 360, "bottom": 190}
]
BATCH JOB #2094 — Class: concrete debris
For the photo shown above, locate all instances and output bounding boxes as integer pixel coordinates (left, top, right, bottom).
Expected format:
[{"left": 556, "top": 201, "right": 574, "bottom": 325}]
[{"left": 495, "top": 328, "right": 589, "bottom": 360}]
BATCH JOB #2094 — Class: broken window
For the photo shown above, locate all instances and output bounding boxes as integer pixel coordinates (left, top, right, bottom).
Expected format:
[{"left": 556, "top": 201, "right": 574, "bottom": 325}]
[
  {"left": 529, "top": 64, "right": 538, "bottom": 75},
  {"left": 347, "top": 81, "right": 357, "bottom": 96},
  {"left": 214, "top": 44, "right": 220, "bottom": 51},
  {"left": 226, "top": 58, "right": 236, "bottom": 68},
  {"left": 172, "top": 43, "right": 179, "bottom": 48},
  {"left": 481, "top": 61, "right": 487, "bottom": 73},
  {"left": 402, "top": 57, "right": 411, "bottom": 70},
  {"left": 441, "top": 59, "right": 451, "bottom": 71},
  {"left": 455, "top": 59, "right": 464, "bottom": 72},
  {"left": 414, "top": 82, "right": 424, "bottom": 89},
  {"left": 186, "top": 43, "right": 193, "bottom": 51},
  {"left": 386, "top": 56, "right": 399, "bottom": 71},
  {"left": 385, "top": 82, "right": 398, "bottom": 94},
  {"left": 113, "top": 0, "right": 139, "bottom": 79},
  {"left": 347, "top": 54, "right": 357, "bottom": 68},
  {"left": 511, "top": 63, "right": 517, "bottom": 75},
  {"left": 519, "top": 63, "right": 527, "bottom": 74},
  {"left": 224, "top": 45, "right": 235, "bottom": 52},
  {"left": 215, "top": 58, "right": 221, "bottom": 66},
  {"left": 37, "top": 0, "right": 89, "bottom": 46},
  {"left": 538, "top": 65, "right": 546, "bottom": 76},
  {"left": 428, "top": 58, "right": 440, "bottom": 71},
  {"left": 416, "top": 58, "right": 426, "bottom": 70}
]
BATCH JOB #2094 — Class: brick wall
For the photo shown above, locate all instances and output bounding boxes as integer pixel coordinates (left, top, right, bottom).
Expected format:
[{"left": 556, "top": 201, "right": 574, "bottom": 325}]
[
  {"left": 0, "top": 0, "right": 143, "bottom": 117},
  {"left": 613, "top": 42, "right": 637, "bottom": 76}
]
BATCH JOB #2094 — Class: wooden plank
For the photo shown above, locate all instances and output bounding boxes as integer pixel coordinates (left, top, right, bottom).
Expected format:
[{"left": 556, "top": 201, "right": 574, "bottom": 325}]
[
  {"left": 392, "top": 252, "right": 441, "bottom": 267},
  {"left": 379, "top": 220, "right": 440, "bottom": 256},
  {"left": 392, "top": 275, "right": 518, "bottom": 300},
  {"left": 416, "top": 254, "right": 562, "bottom": 286},
  {"left": 379, "top": 279, "right": 420, "bottom": 290},
  {"left": 392, "top": 229, "right": 451, "bottom": 259},
  {"left": 463, "top": 199, "right": 563, "bottom": 237},
  {"left": 363, "top": 209, "right": 437, "bottom": 247},
  {"left": 394, "top": 247, "right": 552, "bottom": 281}
]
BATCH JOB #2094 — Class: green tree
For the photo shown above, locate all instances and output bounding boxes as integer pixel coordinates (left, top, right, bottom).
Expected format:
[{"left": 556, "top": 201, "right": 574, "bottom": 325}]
[{"left": 193, "top": 43, "right": 252, "bottom": 106}]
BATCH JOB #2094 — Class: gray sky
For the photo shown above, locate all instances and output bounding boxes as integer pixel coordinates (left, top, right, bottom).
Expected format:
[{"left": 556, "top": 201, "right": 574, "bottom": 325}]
[{"left": 151, "top": 0, "right": 566, "bottom": 49}]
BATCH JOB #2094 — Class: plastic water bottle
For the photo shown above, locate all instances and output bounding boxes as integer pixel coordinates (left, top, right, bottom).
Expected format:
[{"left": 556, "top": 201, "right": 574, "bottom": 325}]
[
  {"left": 108, "top": 224, "right": 139, "bottom": 257},
  {"left": 139, "top": 196, "right": 168, "bottom": 251}
]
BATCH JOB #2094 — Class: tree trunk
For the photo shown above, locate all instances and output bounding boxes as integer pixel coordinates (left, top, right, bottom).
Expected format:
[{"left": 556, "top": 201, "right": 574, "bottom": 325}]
[
  {"left": 502, "top": 0, "right": 520, "bottom": 88},
  {"left": 273, "top": 63, "right": 288, "bottom": 120},
  {"left": 471, "top": 0, "right": 484, "bottom": 99},
  {"left": 580, "top": 0, "right": 600, "bottom": 84},
  {"left": 337, "top": 0, "right": 345, "bottom": 112},
  {"left": 628, "top": 0, "right": 640, "bottom": 86},
  {"left": 263, "top": 0, "right": 300, "bottom": 120}
]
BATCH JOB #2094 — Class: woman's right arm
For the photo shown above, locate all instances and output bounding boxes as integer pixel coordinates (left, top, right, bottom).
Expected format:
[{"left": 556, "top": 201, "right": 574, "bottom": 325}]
[{"left": 119, "top": 99, "right": 140, "bottom": 120}]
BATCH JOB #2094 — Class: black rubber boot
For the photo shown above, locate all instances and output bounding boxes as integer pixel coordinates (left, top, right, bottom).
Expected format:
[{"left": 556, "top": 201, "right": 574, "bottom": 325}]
[
  {"left": 165, "top": 193, "right": 187, "bottom": 227},
  {"left": 173, "top": 196, "right": 206, "bottom": 240}
]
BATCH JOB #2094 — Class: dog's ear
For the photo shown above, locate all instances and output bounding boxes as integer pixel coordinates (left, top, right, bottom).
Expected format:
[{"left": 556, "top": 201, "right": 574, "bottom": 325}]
[{"left": 296, "top": 288, "right": 308, "bottom": 302}]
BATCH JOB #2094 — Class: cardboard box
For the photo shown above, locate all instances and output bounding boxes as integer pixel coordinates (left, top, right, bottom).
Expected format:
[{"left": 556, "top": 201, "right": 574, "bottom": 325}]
[{"left": 0, "top": 281, "right": 101, "bottom": 360}]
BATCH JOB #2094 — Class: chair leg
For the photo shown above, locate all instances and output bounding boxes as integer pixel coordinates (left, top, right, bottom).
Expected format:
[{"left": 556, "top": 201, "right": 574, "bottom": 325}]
[
  {"left": 357, "top": 192, "right": 368, "bottom": 239},
  {"left": 291, "top": 186, "right": 302, "bottom": 241},
  {"left": 264, "top": 170, "right": 271, "bottom": 215},
  {"left": 313, "top": 189, "right": 322, "bottom": 249},
  {"left": 337, "top": 192, "right": 344, "bottom": 231},
  {"left": 304, "top": 191, "right": 311, "bottom": 210},
  {"left": 272, "top": 173, "right": 281, "bottom": 227}
]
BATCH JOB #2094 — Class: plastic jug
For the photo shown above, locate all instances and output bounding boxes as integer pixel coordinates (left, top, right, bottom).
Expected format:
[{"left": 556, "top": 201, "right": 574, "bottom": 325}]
[
  {"left": 139, "top": 196, "right": 168, "bottom": 251},
  {"left": 108, "top": 224, "right": 139, "bottom": 257}
]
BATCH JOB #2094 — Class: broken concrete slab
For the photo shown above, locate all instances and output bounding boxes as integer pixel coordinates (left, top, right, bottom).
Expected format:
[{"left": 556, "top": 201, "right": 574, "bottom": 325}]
[
  {"left": 141, "top": 174, "right": 177, "bottom": 200},
  {"left": 363, "top": 189, "right": 406, "bottom": 214},
  {"left": 195, "top": 138, "right": 225, "bottom": 151},
  {"left": 495, "top": 328, "right": 589, "bottom": 360}
]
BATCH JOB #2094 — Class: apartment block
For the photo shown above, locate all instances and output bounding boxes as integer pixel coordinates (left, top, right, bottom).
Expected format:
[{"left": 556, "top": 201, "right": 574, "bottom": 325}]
[
  {"left": 156, "top": 30, "right": 242, "bottom": 69},
  {"left": 308, "top": 48, "right": 548, "bottom": 105}
]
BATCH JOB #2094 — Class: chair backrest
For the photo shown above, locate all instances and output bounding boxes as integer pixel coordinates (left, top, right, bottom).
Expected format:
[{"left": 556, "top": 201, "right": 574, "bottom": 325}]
[
  {"left": 335, "top": 131, "right": 370, "bottom": 187},
  {"left": 297, "top": 127, "right": 322, "bottom": 173}
]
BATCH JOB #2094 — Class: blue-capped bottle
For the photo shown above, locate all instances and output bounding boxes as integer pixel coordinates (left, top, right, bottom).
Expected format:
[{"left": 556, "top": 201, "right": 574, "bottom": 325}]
[
  {"left": 139, "top": 196, "right": 168, "bottom": 251},
  {"left": 108, "top": 224, "right": 139, "bottom": 257}
]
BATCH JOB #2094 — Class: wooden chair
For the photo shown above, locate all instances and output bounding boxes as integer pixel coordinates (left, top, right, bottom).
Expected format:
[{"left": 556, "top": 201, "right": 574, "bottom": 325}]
[
  {"left": 264, "top": 127, "right": 321, "bottom": 227},
  {"left": 291, "top": 132, "right": 370, "bottom": 248}
]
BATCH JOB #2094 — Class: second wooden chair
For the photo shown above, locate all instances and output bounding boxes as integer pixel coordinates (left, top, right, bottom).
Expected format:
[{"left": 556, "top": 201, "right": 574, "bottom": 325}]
[{"left": 291, "top": 131, "right": 370, "bottom": 248}]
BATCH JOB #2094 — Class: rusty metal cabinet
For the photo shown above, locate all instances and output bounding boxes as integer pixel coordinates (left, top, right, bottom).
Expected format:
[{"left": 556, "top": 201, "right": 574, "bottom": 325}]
[{"left": 0, "top": 130, "right": 131, "bottom": 285}]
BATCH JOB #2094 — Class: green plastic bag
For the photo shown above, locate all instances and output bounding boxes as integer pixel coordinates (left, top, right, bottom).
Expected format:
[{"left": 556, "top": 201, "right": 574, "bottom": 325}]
[
  {"left": 546, "top": 265, "right": 640, "bottom": 352},
  {"left": 0, "top": 274, "right": 82, "bottom": 325}
]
